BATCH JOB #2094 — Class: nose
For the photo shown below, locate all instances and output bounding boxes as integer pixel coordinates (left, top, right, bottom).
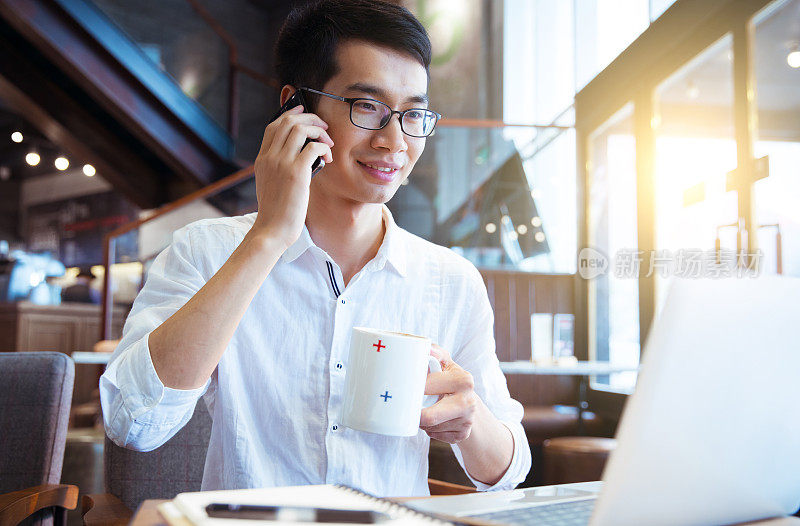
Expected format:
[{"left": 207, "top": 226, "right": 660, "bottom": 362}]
[{"left": 371, "top": 113, "right": 407, "bottom": 153}]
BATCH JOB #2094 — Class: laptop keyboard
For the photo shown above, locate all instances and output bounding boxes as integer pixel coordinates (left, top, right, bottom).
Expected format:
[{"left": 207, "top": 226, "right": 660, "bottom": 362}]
[{"left": 470, "top": 499, "right": 595, "bottom": 526}]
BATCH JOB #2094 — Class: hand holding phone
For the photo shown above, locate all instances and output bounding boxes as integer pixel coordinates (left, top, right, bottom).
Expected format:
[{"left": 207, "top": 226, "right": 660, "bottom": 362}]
[
  {"left": 269, "top": 90, "right": 326, "bottom": 177},
  {"left": 251, "top": 91, "right": 334, "bottom": 248}
]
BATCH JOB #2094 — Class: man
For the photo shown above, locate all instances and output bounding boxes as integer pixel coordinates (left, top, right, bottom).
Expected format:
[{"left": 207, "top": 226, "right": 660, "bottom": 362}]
[
  {"left": 100, "top": 0, "right": 531, "bottom": 497},
  {"left": 61, "top": 266, "right": 101, "bottom": 304}
]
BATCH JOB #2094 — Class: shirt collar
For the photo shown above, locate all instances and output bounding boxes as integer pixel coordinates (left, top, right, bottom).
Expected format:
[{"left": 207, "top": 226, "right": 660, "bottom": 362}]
[{"left": 280, "top": 205, "right": 408, "bottom": 277}]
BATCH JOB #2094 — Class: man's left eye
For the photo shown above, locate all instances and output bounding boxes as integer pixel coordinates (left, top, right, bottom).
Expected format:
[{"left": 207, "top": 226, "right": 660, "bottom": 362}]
[{"left": 406, "top": 110, "right": 424, "bottom": 120}]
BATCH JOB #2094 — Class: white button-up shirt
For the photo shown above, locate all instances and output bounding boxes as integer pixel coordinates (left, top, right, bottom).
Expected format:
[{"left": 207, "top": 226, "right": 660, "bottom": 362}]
[{"left": 100, "top": 205, "right": 531, "bottom": 497}]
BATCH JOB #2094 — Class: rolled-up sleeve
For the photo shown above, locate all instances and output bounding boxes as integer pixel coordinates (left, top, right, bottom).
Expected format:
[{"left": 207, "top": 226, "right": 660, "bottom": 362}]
[
  {"left": 100, "top": 225, "right": 214, "bottom": 451},
  {"left": 450, "top": 266, "right": 532, "bottom": 491}
]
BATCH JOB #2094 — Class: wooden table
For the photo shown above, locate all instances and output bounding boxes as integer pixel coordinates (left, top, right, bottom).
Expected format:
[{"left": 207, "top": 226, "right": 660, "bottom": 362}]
[
  {"left": 132, "top": 500, "right": 168, "bottom": 526},
  {"left": 499, "top": 361, "right": 640, "bottom": 432}
]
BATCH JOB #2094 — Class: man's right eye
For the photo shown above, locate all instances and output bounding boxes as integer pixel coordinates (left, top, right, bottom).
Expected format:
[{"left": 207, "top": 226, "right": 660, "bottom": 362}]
[{"left": 353, "top": 101, "right": 378, "bottom": 112}]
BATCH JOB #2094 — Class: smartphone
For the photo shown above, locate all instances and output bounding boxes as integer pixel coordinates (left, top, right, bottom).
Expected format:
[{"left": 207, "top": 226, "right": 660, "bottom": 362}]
[
  {"left": 269, "top": 90, "right": 325, "bottom": 177},
  {"left": 205, "top": 503, "right": 389, "bottom": 523}
]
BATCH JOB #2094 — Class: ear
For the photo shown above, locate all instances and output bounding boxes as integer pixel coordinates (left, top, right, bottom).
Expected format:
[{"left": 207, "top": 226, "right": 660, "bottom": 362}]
[{"left": 279, "top": 85, "right": 297, "bottom": 107}]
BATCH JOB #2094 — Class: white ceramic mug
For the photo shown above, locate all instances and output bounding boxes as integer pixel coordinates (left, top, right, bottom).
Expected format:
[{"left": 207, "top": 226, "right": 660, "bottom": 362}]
[{"left": 340, "top": 327, "right": 441, "bottom": 436}]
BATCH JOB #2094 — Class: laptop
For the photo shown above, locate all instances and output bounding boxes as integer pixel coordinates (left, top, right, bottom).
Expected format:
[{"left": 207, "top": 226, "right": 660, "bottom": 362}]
[{"left": 411, "top": 277, "right": 800, "bottom": 525}]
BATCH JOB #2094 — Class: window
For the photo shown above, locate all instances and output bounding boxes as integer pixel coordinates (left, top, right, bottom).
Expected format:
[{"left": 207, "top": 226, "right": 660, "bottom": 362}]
[
  {"left": 753, "top": 0, "right": 800, "bottom": 278},
  {"left": 587, "top": 104, "right": 640, "bottom": 393}
]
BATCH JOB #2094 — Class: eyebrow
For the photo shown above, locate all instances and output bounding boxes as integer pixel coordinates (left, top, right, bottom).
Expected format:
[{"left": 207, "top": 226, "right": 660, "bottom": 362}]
[{"left": 344, "top": 82, "right": 429, "bottom": 106}]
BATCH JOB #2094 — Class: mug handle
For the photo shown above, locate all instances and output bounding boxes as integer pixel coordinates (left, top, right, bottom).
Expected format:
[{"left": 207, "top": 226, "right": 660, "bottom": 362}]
[{"left": 423, "top": 356, "right": 442, "bottom": 408}]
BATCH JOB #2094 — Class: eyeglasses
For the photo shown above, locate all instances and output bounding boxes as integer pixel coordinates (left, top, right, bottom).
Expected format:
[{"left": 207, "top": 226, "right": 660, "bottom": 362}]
[{"left": 300, "top": 87, "right": 441, "bottom": 138}]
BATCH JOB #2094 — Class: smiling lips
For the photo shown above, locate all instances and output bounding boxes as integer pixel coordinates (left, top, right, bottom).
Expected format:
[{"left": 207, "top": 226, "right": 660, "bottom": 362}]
[{"left": 357, "top": 160, "right": 403, "bottom": 182}]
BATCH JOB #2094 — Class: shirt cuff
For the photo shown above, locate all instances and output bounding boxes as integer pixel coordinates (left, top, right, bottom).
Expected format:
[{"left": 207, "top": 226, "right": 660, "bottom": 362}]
[
  {"left": 452, "top": 420, "right": 531, "bottom": 491},
  {"left": 116, "top": 332, "right": 211, "bottom": 426}
]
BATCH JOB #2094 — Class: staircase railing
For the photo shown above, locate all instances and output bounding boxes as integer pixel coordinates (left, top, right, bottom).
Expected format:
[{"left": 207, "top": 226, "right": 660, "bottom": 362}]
[
  {"left": 183, "top": 0, "right": 280, "bottom": 140},
  {"left": 100, "top": 165, "right": 254, "bottom": 338}
]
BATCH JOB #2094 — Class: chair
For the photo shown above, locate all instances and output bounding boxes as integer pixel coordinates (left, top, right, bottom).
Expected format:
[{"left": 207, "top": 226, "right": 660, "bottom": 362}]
[
  {"left": 83, "top": 403, "right": 473, "bottom": 524},
  {"left": 542, "top": 436, "right": 617, "bottom": 485},
  {"left": 0, "top": 352, "right": 79, "bottom": 526},
  {"left": 82, "top": 402, "right": 212, "bottom": 525}
]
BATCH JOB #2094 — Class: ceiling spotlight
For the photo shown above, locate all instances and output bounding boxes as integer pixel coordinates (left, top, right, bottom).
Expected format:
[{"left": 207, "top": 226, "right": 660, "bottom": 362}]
[
  {"left": 501, "top": 215, "right": 510, "bottom": 225},
  {"left": 11, "top": 132, "right": 23, "bottom": 143},
  {"left": 788, "top": 50, "right": 800, "bottom": 69},
  {"left": 517, "top": 224, "right": 528, "bottom": 235},
  {"left": 83, "top": 164, "right": 96, "bottom": 177},
  {"left": 25, "top": 152, "right": 40, "bottom": 166},
  {"left": 508, "top": 231, "right": 519, "bottom": 241},
  {"left": 485, "top": 222, "right": 497, "bottom": 234},
  {"left": 530, "top": 188, "right": 542, "bottom": 199},
  {"left": 55, "top": 157, "right": 69, "bottom": 171},
  {"left": 531, "top": 216, "right": 542, "bottom": 227},
  {"left": 534, "top": 231, "right": 545, "bottom": 243}
]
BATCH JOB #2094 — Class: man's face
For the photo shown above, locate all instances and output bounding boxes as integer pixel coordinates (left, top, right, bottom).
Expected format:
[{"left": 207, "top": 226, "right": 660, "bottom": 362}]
[{"left": 311, "top": 40, "right": 429, "bottom": 206}]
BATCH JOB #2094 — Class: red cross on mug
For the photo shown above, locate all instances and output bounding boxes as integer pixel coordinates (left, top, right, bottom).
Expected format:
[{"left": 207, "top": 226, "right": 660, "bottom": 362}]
[{"left": 373, "top": 340, "right": 386, "bottom": 352}]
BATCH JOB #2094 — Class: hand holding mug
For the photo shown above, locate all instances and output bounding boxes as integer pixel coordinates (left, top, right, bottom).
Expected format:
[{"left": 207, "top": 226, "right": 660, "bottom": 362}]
[{"left": 420, "top": 343, "right": 479, "bottom": 444}]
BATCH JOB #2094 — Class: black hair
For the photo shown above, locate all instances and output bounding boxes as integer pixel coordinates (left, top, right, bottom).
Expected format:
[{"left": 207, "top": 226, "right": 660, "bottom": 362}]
[{"left": 274, "top": 0, "right": 431, "bottom": 109}]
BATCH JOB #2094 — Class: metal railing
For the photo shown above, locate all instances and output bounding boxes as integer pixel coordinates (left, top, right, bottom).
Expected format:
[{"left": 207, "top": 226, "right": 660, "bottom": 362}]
[{"left": 183, "top": 0, "right": 280, "bottom": 140}]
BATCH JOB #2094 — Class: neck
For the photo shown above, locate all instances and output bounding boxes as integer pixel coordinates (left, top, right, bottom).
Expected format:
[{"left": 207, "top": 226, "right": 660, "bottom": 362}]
[{"left": 305, "top": 187, "right": 386, "bottom": 283}]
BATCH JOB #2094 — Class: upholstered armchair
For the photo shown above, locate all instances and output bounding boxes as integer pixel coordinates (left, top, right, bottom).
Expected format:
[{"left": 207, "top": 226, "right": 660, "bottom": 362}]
[{"left": 0, "top": 352, "right": 79, "bottom": 526}]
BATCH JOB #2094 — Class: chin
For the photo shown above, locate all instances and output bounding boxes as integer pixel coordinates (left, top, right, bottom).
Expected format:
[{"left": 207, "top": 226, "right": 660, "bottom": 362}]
[{"left": 354, "top": 188, "right": 397, "bottom": 205}]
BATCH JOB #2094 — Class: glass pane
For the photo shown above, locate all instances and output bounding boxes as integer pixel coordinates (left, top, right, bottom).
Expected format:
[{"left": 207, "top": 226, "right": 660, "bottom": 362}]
[
  {"left": 90, "top": 0, "right": 230, "bottom": 129},
  {"left": 653, "top": 34, "right": 738, "bottom": 312},
  {"left": 392, "top": 125, "right": 576, "bottom": 273},
  {"left": 504, "top": 0, "right": 575, "bottom": 124},
  {"left": 587, "top": 103, "right": 639, "bottom": 393},
  {"left": 753, "top": 0, "right": 800, "bottom": 277},
  {"left": 575, "top": 0, "right": 650, "bottom": 90}
]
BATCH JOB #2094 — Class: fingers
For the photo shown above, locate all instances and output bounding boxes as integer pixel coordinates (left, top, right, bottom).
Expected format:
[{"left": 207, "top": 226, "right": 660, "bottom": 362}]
[
  {"left": 297, "top": 141, "right": 333, "bottom": 167},
  {"left": 282, "top": 124, "right": 334, "bottom": 159},
  {"left": 429, "top": 343, "right": 452, "bottom": 362},
  {"left": 420, "top": 398, "right": 476, "bottom": 444},
  {"left": 261, "top": 106, "right": 331, "bottom": 159},
  {"left": 425, "top": 367, "right": 474, "bottom": 396},
  {"left": 267, "top": 122, "right": 333, "bottom": 163},
  {"left": 420, "top": 392, "right": 477, "bottom": 428},
  {"left": 259, "top": 105, "right": 303, "bottom": 156}
]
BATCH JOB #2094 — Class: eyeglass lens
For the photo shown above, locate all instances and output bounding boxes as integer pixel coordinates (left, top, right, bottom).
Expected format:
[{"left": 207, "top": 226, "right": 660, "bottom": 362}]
[{"left": 351, "top": 100, "right": 437, "bottom": 137}]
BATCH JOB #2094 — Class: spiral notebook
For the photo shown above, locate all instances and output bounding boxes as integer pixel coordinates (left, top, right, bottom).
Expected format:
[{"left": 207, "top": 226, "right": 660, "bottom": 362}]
[{"left": 157, "top": 484, "right": 489, "bottom": 526}]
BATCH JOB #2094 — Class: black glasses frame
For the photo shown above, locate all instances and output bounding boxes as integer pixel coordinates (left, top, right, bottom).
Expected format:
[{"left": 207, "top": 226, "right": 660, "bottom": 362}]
[{"left": 300, "top": 87, "right": 441, "bottom": 138}]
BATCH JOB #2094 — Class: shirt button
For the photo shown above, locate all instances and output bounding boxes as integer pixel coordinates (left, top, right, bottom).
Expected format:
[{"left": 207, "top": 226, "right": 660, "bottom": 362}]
[
  {"left": 143, "top": 396, "right": 154, "bottom": 407},
  {"left": 332, "top": 424, "right": 339, "bottom": 431},
  {"left": 335, "top": 362, "right": 344, "bottom": 370}
]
